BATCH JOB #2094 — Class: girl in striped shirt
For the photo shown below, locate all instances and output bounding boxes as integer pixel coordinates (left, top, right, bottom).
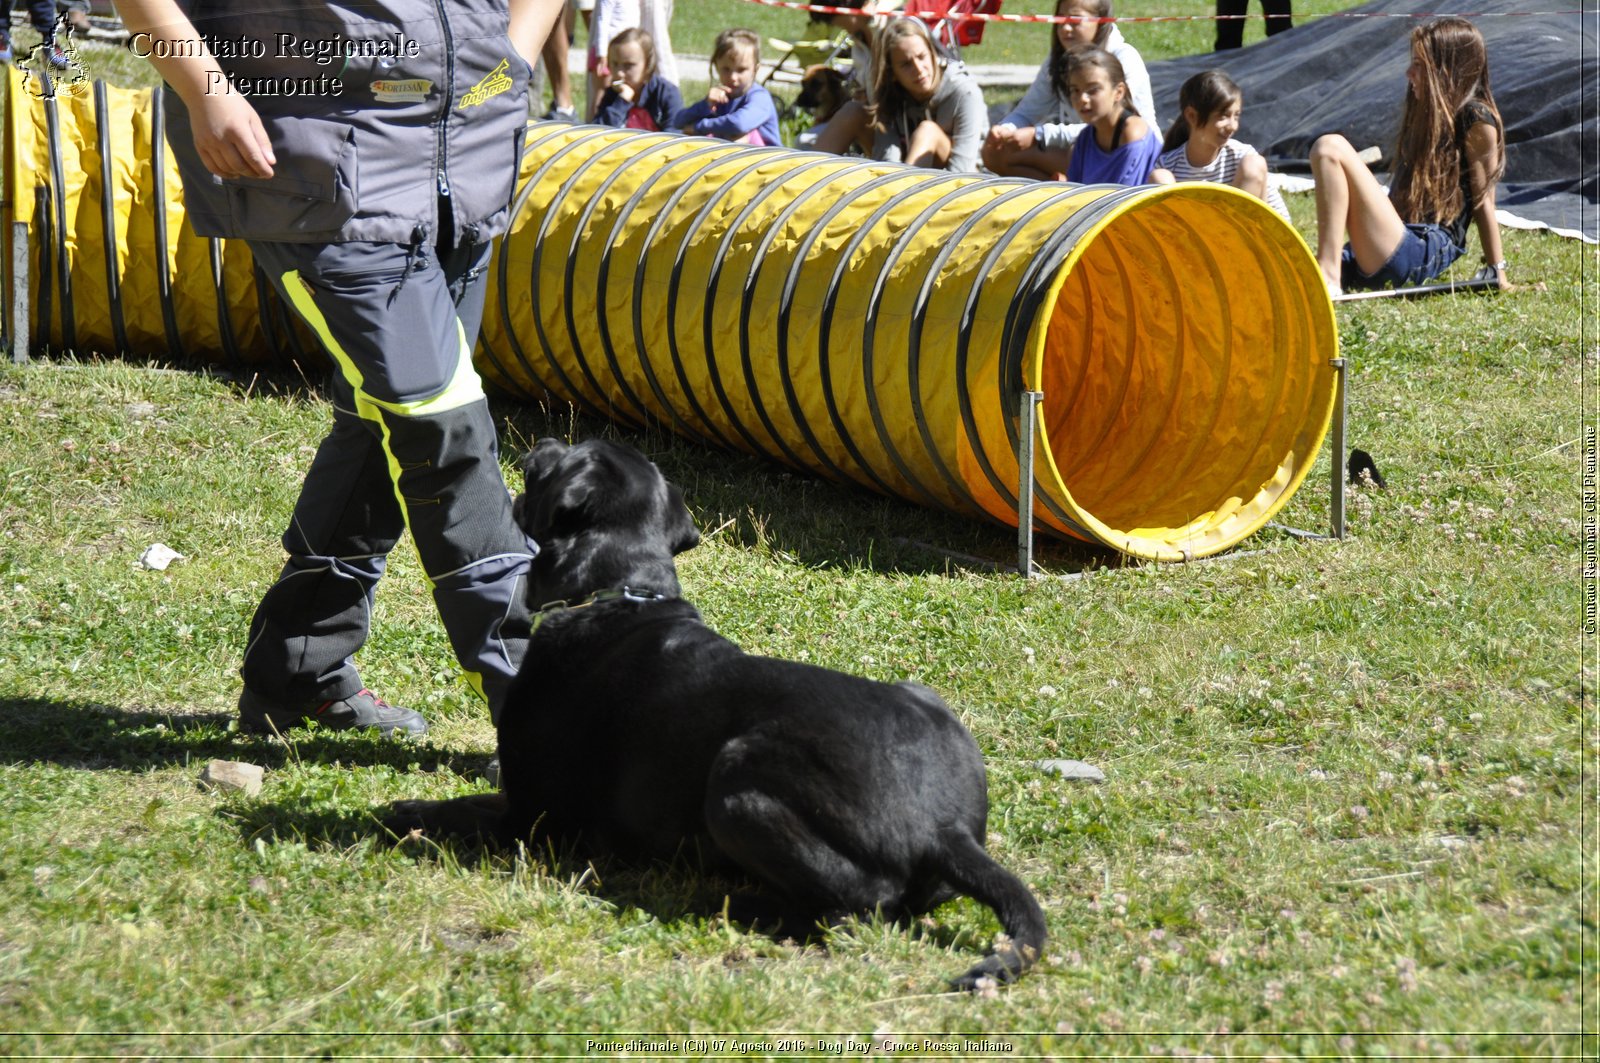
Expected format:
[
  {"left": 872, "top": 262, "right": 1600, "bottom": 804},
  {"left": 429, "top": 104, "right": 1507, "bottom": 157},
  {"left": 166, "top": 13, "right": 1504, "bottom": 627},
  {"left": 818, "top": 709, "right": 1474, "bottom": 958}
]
[{"left": 1149, "top": 70, "right": 1288, "bottom": 219}]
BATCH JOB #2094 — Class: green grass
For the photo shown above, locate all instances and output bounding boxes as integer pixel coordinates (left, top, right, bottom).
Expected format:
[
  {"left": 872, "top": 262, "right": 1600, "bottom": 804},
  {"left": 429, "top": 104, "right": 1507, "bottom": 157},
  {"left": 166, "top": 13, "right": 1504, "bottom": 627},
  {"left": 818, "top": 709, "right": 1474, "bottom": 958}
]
[
  {"left": 0, "top": 219, "right": 1591, "bottom": 1056},
  {"left": 0, "top": 11, "right": 1594, "bottom": 1060}
]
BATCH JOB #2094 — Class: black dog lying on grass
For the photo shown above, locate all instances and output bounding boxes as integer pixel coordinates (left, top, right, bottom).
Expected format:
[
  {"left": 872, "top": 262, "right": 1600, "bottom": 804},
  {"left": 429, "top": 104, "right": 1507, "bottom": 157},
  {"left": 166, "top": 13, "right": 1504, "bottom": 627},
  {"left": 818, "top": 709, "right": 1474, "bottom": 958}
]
[{"left": 386, "top": 437, "right": 1047, "bottom": 990}]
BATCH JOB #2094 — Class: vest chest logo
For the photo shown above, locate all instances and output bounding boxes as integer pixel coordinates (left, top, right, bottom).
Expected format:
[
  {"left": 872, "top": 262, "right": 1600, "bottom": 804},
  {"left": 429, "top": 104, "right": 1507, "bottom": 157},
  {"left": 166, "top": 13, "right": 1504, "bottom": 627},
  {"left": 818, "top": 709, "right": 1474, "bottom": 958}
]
[
  {"left": 372, "top": 78, "right": 433, "bottom": 103},
  {"left": 458, "top": 58, "right": 513, "bottom": 109}
]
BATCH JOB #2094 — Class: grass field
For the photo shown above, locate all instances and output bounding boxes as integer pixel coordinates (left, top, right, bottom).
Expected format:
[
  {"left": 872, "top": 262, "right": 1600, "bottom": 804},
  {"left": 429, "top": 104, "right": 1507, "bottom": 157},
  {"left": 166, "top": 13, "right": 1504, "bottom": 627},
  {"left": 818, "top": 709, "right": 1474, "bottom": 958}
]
[{"left": 0, "top": 6, "right": 1594, "bottom": 1061}]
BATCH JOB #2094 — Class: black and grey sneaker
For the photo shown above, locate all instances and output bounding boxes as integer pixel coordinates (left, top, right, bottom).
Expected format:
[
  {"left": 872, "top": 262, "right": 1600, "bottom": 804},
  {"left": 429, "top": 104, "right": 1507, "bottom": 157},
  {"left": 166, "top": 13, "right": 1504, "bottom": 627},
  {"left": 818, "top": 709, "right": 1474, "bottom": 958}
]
[{"left": 239, "top": 686, "right": 429, "bottom": 738}]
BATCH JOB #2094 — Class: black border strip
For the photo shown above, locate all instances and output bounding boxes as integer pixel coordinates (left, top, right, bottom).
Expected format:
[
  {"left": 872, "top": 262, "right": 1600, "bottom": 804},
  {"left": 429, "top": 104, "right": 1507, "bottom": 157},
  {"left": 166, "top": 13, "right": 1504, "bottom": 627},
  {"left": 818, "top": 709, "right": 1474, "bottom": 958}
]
[
  {"left": 563, "top": 135, "right": 689, "bottom": 427},
  {"left": 624, "top": 137, "right": 748, "bottom": 448},
  {"left": 493, "top": 122, "right": 595, "bottom": 405},
  {"left": 208, "top": 237, "right": 240, "bottom": 365},
  {"left": 858, "top": 175, "right": 991, "bottom": 512},
  {"left": 93, "top": 81, "right": 128, "bottom": 355},
  {"left": 903, "top": 180, "right": 1050, "bottom": 512},
  {"left": 43, "top": 93, "right": 75, "bottom": 353},
  {"left": 34, "top": 185, "right": 51, "bottom": 355},
  {"left": 148, "top": 85, "right": 185, "bottom": 361},
  {"left": 689, "top": 146, "right": 803, "bottom": 463}
]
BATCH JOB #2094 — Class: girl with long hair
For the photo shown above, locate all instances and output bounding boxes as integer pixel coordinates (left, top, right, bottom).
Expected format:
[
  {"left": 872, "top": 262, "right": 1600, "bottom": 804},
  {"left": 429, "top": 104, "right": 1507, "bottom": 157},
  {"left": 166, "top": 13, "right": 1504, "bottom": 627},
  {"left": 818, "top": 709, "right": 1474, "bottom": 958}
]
[
  {"left": 1150, "top": 69, "right": 1288, "bottom": 218},
  {"left": 982, "top": 0, "right": 1156, "bottom": 180},
  {"left": 1061, "top": 47, "right": 1161, "bottom": 186},
  {"left": 672, "top": 28, "right": 781, "bottom": 146},
  {"left": 1312, "top": 16, "right": 1508, "bottom": 296},
  {"left": 866, "top": 17, "right": 986, "bottom": 171},
  {"left": 594, "top": 27, "right": 681, "bottom": 131}
]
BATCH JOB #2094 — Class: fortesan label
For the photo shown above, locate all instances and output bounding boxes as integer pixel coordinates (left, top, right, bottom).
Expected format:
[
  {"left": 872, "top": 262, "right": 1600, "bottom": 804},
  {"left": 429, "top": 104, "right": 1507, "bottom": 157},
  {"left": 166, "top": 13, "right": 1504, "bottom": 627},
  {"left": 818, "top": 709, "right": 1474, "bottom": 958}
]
[{"left": 372, "top": 78, "right": 433, "bottom": 103}]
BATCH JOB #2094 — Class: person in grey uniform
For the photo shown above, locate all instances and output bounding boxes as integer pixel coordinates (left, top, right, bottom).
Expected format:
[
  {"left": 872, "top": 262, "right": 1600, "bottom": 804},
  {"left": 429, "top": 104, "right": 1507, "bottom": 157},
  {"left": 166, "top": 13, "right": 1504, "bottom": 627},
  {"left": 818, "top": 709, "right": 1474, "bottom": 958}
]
[{"left": 115, "top": 0, "right": 565, "bottom": 737}]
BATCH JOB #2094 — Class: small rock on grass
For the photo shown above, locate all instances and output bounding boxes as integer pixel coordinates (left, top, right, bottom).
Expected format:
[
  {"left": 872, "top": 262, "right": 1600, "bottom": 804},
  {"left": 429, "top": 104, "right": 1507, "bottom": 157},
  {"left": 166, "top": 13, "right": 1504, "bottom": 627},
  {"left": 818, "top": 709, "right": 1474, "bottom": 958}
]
[
  {"left": 200, "top": 759, "right": 264, "bottom": 797},
  {"left": 1036, "top": 759, "right": 1106, "bottom": 784}
]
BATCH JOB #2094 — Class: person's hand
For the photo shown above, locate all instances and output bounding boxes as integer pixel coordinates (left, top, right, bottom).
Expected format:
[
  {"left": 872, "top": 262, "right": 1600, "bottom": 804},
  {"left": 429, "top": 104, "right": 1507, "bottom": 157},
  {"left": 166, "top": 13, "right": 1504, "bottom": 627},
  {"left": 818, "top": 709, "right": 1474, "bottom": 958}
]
[
  {"left": 612, "top": 79, "right": 636, "bottom": 103},
  {"left": 985, "top": 122, "right": 1030, "bottom": 151},
  {"left": 189, "top": 90, "right": 275, "bottom": 179},
  {"left": 706, "top": 85, "right": 729, "bottom": 108}
]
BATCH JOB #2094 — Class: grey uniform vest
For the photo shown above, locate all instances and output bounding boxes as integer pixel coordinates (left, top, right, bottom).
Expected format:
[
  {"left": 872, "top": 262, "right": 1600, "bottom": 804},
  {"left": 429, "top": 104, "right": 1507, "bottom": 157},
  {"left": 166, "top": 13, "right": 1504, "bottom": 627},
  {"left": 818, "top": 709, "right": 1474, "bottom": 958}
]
[{"left": 163, "top": 1, "right": 530, "bottom": 244}]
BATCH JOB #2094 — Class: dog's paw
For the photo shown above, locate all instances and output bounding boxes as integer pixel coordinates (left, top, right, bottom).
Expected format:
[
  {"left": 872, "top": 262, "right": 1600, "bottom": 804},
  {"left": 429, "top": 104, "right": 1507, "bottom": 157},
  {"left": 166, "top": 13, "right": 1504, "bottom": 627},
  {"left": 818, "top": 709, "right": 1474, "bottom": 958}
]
[
  {"left": 380, "top": 800, "right": 435, "bottom": 840},
  {"left": 381, "top": 793, "right": 510, "bottom": 844}
]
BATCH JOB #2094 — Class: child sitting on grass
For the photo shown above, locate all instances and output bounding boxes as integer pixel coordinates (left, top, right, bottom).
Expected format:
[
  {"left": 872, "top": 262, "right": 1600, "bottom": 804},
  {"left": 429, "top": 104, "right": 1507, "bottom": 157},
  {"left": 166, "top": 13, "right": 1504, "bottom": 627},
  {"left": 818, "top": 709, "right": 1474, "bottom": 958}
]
[
  {"left": 672, "top": 28, "right": 780, "bottom": 147},
  {"left": 1062, "top": 47, "right": 1161, "bottom": 186},
  {"left": 1149, "top": 70, "right": 1289, "bottom": 219},
  {"left": 593, "top": 27, "right": 681, "bottom": 131},
  {"left": 866, "top": 17, "right": 986, "bottom": 171}
]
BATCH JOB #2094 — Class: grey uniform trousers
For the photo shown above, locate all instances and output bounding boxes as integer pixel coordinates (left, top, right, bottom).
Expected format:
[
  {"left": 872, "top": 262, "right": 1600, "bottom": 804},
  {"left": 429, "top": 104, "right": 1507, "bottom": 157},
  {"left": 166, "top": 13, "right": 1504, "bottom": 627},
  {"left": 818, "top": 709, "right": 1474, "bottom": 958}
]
[{"left": 240, "top": 234, "right": 535, "bottom": 722}]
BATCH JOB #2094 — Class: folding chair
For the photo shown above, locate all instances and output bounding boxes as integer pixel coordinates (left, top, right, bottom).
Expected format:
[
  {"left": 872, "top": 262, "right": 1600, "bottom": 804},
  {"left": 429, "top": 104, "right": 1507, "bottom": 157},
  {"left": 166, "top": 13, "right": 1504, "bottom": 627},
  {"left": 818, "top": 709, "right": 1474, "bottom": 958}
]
[
  {"left": 763, "top": 22, "right": 850, "bottom": 88},
  {"left": 904, "top": 0, "right": 1003, "bottom": 59}
]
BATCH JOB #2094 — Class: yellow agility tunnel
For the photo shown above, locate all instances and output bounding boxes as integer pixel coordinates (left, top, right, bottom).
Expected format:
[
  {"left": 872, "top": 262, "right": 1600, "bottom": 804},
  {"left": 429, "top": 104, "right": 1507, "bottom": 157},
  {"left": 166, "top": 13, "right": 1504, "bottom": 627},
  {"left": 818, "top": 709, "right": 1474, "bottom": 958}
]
[{"left": 4, "top": 74, "right": 1340, "bottom": 561}]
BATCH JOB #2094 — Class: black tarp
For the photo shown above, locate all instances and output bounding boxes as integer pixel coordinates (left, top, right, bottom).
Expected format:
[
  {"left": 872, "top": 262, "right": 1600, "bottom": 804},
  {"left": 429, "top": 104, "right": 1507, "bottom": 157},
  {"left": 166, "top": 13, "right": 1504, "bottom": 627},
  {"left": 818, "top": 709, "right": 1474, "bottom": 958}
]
[{"left": 1145, "top": 0, "right": 1596, "bottom": 239}]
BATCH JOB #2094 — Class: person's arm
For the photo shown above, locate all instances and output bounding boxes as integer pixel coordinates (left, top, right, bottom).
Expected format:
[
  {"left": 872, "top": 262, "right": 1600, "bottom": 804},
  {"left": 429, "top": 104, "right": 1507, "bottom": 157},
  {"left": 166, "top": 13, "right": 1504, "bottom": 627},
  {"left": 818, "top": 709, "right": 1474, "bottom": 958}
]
[
  {"left": 672, "top": 98, "right": 711, "bottom": 133},
  {"left": 509, "top": 0, "right": 566, "bottom": 71},
  {"left": 1464, "top": 120, "right": 1511, "bottom": 290},
  {"left": 1114, "top": 122, "right": 1158, "bottom": 185},
  {"left": 590, "top": 0, "right": 628, "bottom": 69},
  {"left": 997, "top": 59, "right": 1056, "bottom": 129},
  {"left": 112, "top": 0, "right": 274, "bottom": 178},
  {"left": 594, "top": 86, "right": 630, "bottom": 126},
  {"left": 942, "top": 76, "right": 988, "bottom": 173},
  {"left": 654, "top": 80, "right": 683, "bottom": 132},
  {"left": 689, "top": 90, "right": 770, "bottom": 138}
]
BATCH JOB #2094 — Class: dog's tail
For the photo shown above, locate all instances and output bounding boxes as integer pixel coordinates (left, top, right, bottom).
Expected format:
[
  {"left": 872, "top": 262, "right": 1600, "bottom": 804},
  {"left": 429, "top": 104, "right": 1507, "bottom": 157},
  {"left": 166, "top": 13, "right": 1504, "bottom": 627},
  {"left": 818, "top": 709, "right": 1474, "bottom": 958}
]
[{"left": 938, "top": 829, "right": 1048, "bottom": 991}]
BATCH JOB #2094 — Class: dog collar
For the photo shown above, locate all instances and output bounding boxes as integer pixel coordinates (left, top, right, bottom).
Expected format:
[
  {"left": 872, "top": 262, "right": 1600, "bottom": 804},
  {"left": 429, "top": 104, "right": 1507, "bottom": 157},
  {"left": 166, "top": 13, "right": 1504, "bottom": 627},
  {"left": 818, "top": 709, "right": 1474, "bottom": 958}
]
[{"left": 532, "top": 585, "right": 672, "bottom": 617}]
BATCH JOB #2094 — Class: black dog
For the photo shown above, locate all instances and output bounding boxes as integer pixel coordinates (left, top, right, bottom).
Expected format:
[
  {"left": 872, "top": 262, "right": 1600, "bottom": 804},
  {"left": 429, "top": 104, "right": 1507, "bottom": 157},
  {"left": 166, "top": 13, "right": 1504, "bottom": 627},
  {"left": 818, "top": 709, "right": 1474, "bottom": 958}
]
[{"left": 388, "top": 437, "right": 1047, "bottom": 990}]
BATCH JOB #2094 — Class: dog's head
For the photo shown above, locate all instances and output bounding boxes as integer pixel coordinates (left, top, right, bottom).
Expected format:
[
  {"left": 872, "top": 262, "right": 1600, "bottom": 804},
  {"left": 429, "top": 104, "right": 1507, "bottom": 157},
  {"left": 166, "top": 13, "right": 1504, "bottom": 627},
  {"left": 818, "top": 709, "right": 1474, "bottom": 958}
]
[
  {"left": 516, "top": 437, "right": 700, "bottom": 605},
  {"left": 794, "top": 64, "right": 848, "bottom": 123}
]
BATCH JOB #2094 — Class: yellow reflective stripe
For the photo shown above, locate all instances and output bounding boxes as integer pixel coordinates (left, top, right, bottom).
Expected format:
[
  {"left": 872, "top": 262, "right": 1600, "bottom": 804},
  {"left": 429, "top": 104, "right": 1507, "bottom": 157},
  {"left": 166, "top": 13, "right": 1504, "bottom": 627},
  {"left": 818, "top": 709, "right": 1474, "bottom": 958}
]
[
  {"left": 277, "top": 268, "right": 430, "bottom": 586},
  {"left": 366, "top": 318, "right": 486, "bottom": 418},
  {"left": 279, "top": 271, "right": 486, "bottom": 417}
]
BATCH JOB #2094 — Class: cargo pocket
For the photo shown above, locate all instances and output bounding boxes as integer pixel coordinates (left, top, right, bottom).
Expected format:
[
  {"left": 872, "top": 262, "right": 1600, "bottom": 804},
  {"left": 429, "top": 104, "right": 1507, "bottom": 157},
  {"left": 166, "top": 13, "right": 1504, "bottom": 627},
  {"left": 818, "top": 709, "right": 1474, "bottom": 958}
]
[{"left": 225, "top": 121, "right": 359, "bottom": 240}]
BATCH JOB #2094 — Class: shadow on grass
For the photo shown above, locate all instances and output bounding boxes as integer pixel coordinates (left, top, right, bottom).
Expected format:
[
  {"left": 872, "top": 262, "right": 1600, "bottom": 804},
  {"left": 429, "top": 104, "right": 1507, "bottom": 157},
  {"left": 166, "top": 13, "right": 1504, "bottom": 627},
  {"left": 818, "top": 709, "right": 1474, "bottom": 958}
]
[
  {"left": 0, "top": 695, "right": 488, "bottom": 777},
  {"left": 495, "top": 400, "right": 1126, "bottom": 578},
  {"left": 130, "top": 363, "right": 1120, "bottom": 577}
]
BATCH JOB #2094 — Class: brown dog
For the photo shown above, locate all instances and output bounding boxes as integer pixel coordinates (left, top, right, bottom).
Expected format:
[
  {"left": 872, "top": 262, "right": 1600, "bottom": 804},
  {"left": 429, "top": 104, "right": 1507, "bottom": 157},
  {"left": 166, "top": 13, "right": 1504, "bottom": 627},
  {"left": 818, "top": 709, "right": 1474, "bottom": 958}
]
[{"left": 794, "top": 64, "right": 850, "bottom": 124}]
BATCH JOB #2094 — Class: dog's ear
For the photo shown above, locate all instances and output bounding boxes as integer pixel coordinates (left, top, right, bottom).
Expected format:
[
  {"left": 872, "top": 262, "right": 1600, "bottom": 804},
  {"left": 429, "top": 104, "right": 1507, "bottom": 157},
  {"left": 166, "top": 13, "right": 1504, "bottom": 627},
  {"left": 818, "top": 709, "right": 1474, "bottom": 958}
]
[
  {"left": 521, "top": 438, "right": 569, "bottom": 487},
  {"left": 666, "top": 483, "right": 700, "bottom": 555},
  {"left": 522, "top": 442, "right": 611, "bottom": 541}
]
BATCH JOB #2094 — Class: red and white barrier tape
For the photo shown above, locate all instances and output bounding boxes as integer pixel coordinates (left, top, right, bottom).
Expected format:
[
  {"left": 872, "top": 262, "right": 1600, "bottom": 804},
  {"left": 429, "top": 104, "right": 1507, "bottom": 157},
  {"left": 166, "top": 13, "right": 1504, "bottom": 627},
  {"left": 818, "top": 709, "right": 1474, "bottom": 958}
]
[{"left": 738, "top": 0, "right": 1585, "bottom": 24}]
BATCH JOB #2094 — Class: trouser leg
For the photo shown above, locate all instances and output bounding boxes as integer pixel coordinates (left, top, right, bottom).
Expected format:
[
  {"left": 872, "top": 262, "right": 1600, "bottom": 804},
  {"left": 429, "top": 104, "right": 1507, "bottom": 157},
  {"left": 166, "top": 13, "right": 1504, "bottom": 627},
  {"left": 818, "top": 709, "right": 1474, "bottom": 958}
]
[
  {"left": 242, "top": 237, "right": 535, "bottom": 720},
  {"left": 240, "top": 402, "right": 402, "bottom": 705},
  {"left": 1214, "top": 0, "right": 1247, "bottom": 51},
  {"left": 1263, "top": 0, "right": 1293, "bottom": 37},
  {"left": 26, "top": 1, "right": 53, "bottom": 36}
]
